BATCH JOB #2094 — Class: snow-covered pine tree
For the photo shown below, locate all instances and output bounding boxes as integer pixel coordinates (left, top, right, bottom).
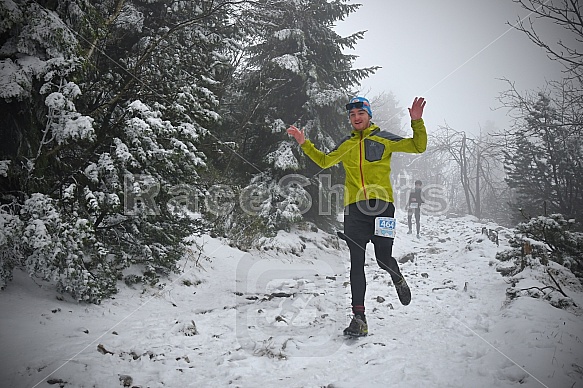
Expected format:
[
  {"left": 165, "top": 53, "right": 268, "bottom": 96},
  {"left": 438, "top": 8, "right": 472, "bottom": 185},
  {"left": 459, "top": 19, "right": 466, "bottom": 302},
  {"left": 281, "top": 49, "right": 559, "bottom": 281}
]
[
  {"left": 206, "top": 0, "right": 379, "bottom": 242},
  {"left": 0, "top": 0, "right": 236, "bottom": 301},
  {"left": 505, "top": 0, "right": 583, "bottom": 231},
  {"left": 503, "top": 87, "right": 583, "bottom": 230}
]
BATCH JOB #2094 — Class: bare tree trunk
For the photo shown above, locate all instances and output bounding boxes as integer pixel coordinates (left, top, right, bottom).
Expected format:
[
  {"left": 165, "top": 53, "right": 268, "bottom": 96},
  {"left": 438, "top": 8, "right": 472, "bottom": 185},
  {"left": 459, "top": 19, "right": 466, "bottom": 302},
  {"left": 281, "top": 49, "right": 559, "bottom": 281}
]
[
  {"left": 460, "top": 133, "right": 473, "bottom": 214},
  {"left": 475, "top": 147, "right": 481, "bottom": 218}
]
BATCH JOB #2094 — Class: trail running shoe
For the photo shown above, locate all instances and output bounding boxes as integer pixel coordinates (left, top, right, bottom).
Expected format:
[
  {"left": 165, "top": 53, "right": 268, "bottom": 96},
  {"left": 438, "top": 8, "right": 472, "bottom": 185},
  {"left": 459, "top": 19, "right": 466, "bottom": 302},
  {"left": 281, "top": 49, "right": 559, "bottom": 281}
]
[
  {"left": 395, "top": 277, "right": 411, "bottom": 306},
  {"left": 343, "top": 315, "right": 368, "bottom": 337}
]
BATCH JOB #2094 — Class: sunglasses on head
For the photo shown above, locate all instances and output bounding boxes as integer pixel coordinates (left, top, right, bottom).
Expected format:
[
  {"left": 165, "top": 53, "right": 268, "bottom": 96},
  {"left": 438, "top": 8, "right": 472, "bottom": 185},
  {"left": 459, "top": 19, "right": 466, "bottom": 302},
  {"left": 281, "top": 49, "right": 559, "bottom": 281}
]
[{"left": 345, "top": 101, "right": 367, "bottom": 110}]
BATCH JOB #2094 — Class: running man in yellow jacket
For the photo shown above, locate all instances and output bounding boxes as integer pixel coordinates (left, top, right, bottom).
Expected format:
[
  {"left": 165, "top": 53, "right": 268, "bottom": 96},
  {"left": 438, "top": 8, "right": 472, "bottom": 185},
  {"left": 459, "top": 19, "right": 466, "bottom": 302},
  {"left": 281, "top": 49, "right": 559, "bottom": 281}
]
[{"left": 287, "top": 96, "right": 427, "bottom": 337}]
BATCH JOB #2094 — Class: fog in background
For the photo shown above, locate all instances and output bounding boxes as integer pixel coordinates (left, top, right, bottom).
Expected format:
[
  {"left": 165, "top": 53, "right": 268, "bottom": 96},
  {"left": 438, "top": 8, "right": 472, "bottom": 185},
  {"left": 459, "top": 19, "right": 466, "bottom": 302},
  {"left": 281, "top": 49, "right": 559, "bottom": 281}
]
[{"left": 334, "top": 0, "right": 567, "bottom": 134}]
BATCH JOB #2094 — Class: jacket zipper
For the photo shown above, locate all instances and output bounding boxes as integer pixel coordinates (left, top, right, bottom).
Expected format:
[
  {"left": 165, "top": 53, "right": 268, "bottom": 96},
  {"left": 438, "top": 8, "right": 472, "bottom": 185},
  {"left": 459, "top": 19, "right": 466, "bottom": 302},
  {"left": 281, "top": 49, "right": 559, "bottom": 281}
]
[{"left": 359, "top": 131, "right": 367, "bottom": 199}]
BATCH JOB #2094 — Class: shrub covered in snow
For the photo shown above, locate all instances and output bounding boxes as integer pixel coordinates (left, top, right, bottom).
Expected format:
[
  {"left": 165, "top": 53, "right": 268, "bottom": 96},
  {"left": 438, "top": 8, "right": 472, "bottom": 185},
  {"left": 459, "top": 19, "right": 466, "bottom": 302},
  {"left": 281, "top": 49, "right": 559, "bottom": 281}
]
[
  {"left": 0, "top": 194, "right": 117, "bottom": 302},
  {"left": 0, "top": 0, "right": 224, "bottom": 302},
  {"left": 495, "top": 214, "right": 583, "bottom": 278}
]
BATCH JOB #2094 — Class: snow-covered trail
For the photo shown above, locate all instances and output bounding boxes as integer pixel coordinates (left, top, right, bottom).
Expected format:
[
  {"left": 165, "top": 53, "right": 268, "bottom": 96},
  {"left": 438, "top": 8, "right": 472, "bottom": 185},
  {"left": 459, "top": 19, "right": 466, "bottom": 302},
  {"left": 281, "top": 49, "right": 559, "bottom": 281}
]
[{"left": 1, "top": 215, "right": 582, "bottom": 388}]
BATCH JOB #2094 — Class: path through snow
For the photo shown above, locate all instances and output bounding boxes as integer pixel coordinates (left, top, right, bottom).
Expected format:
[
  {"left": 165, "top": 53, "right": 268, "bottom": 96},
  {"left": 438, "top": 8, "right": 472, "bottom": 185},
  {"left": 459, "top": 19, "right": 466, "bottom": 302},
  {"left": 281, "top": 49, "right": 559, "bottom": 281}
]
[{"left": 1, "top": 214, "right": 582, "bottom": 387}]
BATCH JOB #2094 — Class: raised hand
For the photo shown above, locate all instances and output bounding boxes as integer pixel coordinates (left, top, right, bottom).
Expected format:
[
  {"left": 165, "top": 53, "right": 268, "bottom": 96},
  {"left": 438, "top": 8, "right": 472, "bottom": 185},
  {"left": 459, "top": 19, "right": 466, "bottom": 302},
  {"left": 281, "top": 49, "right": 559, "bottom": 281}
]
[
  {"left": 286, "top": 125, "right": 305, "bottom": 145},
  {"left": 408, "top": 97, "right": 426, "bottom": 121}
]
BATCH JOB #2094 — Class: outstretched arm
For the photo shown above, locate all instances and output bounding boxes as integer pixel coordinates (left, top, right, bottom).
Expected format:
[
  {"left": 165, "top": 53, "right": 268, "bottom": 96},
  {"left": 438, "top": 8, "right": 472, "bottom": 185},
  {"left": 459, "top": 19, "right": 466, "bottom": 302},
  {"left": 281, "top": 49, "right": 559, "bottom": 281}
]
[
  {"left": 387, "top": 97, "right": 427, "bottom": 153},
  {"left": 287, "top": 125, "right": 343, "bottom": 169}
]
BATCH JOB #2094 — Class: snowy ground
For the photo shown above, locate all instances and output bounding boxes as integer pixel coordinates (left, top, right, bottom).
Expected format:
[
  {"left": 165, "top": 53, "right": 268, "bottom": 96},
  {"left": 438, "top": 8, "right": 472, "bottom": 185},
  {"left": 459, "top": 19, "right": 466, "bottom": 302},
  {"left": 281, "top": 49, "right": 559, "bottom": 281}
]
[{"left": 1, "top": 213, "right": 583, "bottom": 388}]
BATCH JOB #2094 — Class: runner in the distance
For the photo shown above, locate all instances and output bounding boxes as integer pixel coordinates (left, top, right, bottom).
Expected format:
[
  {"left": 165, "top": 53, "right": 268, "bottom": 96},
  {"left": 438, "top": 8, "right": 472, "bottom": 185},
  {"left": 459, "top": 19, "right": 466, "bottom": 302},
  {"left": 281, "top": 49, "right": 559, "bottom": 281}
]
[
  {"left": 287, "top": 96, "right": 427, "bottom": 336},
  {"left": 407, "top": 180, "right": 424, "bottom": 238}
]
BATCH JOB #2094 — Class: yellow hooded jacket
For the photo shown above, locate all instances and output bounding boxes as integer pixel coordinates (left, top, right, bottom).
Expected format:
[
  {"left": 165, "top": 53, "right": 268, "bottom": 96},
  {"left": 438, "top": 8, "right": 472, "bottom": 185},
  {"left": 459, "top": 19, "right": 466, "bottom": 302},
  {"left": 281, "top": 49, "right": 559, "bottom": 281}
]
[{"left": 300, "top": 119, "right": 427, "bottom": 206}]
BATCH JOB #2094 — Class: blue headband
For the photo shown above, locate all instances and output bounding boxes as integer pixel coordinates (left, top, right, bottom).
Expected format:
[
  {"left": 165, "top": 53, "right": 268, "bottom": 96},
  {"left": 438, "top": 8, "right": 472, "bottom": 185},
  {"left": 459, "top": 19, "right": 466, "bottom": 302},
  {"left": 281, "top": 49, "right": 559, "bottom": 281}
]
[{"left": 346, "top": 96, "right": 372, "bottom": 118}]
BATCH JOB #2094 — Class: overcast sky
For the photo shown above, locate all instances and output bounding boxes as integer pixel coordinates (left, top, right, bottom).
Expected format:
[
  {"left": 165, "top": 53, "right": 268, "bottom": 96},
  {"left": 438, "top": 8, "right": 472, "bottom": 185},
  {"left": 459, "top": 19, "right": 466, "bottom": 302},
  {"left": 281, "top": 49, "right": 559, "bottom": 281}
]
[{"left": 334, "top": 0, "right": 566, "bottom": 134}]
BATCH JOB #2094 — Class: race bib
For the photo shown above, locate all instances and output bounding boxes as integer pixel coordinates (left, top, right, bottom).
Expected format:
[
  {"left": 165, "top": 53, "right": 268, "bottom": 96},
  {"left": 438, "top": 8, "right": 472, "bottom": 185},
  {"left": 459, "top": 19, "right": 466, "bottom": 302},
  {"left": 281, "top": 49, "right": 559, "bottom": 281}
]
[
  {"left": 410, "top": 202, "right": 419, "bottom": 209},
  {"left": 374, "top": 217, "right": 396, "bottom": 238}
]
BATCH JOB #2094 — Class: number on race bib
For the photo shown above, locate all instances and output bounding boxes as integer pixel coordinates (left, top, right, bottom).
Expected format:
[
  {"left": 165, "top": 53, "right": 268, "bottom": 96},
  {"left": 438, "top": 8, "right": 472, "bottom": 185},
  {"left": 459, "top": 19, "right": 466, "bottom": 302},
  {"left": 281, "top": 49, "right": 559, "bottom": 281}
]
[{"left": 374, "top": 217, "right": 396, "bottom": 238}]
